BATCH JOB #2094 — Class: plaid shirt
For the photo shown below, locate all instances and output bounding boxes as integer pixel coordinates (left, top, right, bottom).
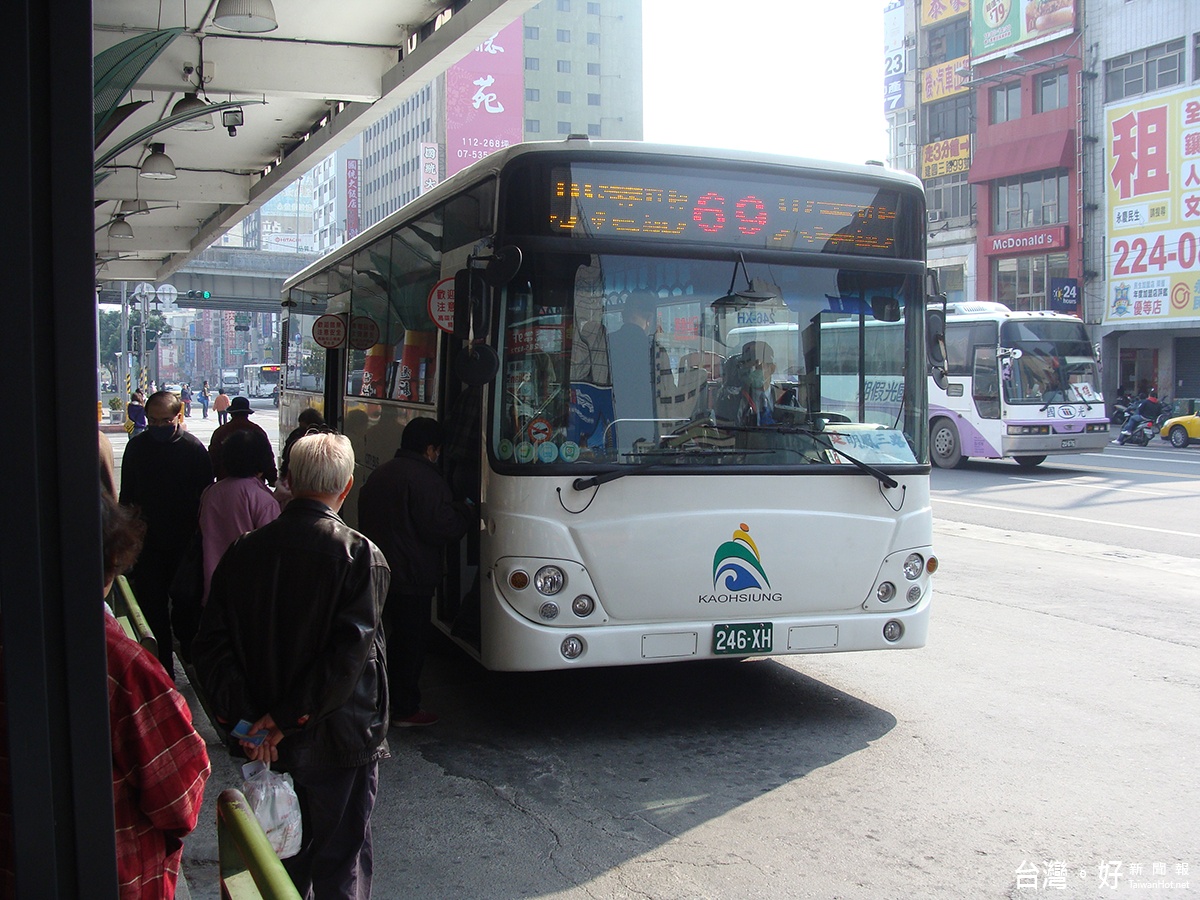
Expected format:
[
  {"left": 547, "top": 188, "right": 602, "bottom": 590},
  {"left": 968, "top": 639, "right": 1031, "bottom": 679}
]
[{"left": 106, "top": 614, "right": 210, "bottom": 899}]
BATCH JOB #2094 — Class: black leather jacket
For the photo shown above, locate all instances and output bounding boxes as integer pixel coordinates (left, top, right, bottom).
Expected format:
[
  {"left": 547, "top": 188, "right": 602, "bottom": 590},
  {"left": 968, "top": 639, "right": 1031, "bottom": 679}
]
[{"left": 193, "top": 498, "right": 391, "bottom": 768}]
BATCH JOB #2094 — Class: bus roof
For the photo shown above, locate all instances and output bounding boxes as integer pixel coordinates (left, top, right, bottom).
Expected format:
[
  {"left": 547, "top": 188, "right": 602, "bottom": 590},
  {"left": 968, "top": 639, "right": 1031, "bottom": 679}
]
[
  {"left": 944, "top": 301, "right": 1086, "bottom": 322},
  {"left": 283, "top": 137, "right": 924, "bottom": 293}
]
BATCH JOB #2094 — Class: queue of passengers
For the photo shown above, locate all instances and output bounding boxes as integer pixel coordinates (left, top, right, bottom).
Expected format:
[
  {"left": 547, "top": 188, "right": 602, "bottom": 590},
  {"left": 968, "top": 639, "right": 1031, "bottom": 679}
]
[{"left": 105, "top": 389, "right": 470, "bottom": 898}]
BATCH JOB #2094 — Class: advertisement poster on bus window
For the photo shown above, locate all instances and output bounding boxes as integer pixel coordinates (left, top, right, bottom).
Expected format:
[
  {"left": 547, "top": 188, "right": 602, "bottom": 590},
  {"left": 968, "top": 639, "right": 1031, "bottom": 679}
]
[
  {"left": 445, "top": 20, "right": 523, "bottom": 178},
  {"left": 971, "top": 0, "right": 1076, "bottom": 62},
  {"left": 1103, "top": 84, "right": 1200, "bottom": 325}
]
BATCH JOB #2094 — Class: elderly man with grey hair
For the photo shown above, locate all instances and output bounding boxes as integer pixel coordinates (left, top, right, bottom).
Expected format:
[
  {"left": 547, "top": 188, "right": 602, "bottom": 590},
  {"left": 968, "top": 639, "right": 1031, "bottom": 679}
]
[{"left": 194, "top": 431, "right": 391, "bottom": 900}]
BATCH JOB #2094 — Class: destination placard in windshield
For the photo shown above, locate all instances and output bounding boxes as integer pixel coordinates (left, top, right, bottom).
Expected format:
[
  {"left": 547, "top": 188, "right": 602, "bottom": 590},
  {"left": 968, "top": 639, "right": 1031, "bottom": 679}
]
[{"left": 537, "top": 162, "right": 908, "bottom": 257}]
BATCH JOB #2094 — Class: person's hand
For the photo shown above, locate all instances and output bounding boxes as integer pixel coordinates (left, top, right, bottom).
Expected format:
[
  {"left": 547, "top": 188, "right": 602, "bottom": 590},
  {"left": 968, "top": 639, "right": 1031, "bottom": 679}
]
[{"left": 240, "top": 713, "right": 284, "bottom": 763}]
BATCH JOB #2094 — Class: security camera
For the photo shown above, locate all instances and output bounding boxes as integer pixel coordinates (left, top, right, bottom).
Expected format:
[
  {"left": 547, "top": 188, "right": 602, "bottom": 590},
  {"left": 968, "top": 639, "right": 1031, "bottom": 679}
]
[{"left": 223, "top": 108, "right": 244, "bottom": 138}]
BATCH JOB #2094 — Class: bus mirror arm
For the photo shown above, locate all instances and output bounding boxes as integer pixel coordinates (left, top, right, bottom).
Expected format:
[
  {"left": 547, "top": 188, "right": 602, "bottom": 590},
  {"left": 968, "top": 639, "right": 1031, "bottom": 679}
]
[{"left": 930, "top": 361, "right": 949, "bottom": 392}]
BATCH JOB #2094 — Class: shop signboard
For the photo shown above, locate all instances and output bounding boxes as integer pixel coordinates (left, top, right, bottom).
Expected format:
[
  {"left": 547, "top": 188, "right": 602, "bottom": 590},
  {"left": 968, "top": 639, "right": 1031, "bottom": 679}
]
[
  {"left": 971, "top": 0, "right": 1077, "bottom": 63},
  {"left": 921, "top": 135, "right": 971, "bottom": 180},
  {"left": 1104, "top": 84, "right": 1200, "bottom": 324}
]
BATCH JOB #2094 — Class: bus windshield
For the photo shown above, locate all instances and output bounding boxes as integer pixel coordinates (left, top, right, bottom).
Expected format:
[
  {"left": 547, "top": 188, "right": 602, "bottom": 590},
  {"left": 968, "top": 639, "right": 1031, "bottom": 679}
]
[
  {"left": 494, "top": 252, "right": 925, "bottom": 469},
  {"left": 999, "top": 318, "right": 1100, "bottom": 405}
]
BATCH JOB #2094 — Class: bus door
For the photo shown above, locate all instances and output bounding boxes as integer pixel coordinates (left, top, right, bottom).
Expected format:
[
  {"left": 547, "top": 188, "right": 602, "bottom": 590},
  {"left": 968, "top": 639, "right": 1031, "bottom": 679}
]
[{"left": 438, "top": 337, "right": 484, "bottom": 647}]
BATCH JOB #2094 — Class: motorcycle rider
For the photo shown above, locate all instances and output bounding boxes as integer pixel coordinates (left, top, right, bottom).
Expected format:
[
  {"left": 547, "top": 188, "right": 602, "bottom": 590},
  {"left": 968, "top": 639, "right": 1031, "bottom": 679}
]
[{"left": 1122, "top": 391, "right": 1162, "bottom": 438}]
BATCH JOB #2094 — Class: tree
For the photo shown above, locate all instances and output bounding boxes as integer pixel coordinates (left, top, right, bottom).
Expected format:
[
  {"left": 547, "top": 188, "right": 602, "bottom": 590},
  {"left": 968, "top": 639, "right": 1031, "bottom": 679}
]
[{"left": 99, "top": 311, "right": 122, "bottom": 382}]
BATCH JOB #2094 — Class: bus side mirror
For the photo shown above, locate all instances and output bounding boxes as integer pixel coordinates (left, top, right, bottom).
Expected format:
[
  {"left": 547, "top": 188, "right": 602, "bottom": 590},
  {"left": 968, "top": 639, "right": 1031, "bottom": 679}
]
[
  {"left": 455, "top": 343, "right": 499, "bottom": 385},
  {"left": 871, "top": 296, "right": 901, "bottom": 322},
  {"left": 927, "top": 308, "right": 948, "bottom": 391}
]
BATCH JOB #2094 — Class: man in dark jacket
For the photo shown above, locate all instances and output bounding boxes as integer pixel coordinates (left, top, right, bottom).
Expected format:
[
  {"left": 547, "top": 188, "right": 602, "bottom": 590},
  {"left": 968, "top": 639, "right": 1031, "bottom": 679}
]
[
  {"left": 120, "top": 389, "right": 213, "bottom": 672},
  {"left": 357, "top": 417, "right": 473, "bottom": 728},
  {"left": 193, "top": 431, "right": 390, "bottom": 899}
]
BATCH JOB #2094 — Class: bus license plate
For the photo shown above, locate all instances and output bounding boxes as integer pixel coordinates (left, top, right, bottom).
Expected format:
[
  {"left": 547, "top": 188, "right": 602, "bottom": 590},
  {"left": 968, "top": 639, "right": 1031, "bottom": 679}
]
[
  {"left": 1060, "top": 438, "right": 1076, "bottom": 448},
  {"left": 713, "top": 622, "right": 773, "bottom": 655}
]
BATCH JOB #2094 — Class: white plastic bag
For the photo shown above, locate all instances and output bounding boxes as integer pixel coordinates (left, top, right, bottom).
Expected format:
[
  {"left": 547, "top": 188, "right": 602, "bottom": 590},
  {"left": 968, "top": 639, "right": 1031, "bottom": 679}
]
[{"left": 241, "top": 760, "right": 303, "bottom": 859}]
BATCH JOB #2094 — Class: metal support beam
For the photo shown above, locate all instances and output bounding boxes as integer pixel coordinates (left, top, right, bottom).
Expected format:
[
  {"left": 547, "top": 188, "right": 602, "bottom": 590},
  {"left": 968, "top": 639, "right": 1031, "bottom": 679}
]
[{"left": 3, "top": 0, "right": 118, "bottom": 894}]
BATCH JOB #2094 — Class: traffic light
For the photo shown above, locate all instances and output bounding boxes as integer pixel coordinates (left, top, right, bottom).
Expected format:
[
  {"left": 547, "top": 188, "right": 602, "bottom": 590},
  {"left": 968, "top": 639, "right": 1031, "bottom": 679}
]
[{"left": 185, "top": 290, "right": 212, "bottom": 300}]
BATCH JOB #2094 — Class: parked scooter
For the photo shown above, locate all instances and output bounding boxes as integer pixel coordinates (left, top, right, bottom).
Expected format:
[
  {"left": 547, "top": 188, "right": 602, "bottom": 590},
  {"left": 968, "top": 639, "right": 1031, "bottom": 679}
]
[
  {"left": 1117, "top": 415, "right": 1156, "bottom": 446},
  {"left": 1110, "top": 390, "right": 1134, "bottom": 426}
]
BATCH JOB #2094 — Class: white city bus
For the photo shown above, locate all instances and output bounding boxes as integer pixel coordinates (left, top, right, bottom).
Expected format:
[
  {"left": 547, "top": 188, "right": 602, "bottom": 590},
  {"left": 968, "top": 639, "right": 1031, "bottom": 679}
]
[
  {"left": 280, "top": 139, "right": 938, "bottom": 671},
  {"left": 927, "top": 301, "right": 1109, "bottom": 468},
  {"left": 243, "top": 363, "right": 281, "bottom": 400}
]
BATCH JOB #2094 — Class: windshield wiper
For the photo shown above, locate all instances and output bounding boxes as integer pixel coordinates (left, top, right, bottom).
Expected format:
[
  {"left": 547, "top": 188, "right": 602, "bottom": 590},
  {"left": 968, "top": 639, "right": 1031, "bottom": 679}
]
[
  {"left": 703, "top": 421, "right": 900, "bottom": 487},
  {"left": 819, "top": 439, "right": 899, "bottom": 488}
]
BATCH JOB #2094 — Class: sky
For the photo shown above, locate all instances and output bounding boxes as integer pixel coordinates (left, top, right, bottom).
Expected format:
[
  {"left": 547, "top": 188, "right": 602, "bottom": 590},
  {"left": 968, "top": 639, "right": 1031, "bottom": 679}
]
[{"left": 641, "top": 0, "right": 888, "bottom": 165}]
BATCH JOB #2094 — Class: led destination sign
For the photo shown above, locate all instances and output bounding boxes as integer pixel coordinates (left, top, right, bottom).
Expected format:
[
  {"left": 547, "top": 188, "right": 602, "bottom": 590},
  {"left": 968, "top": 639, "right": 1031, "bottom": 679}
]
[{"left": 542, "top": 163, "right": 909, "bottom": 257}]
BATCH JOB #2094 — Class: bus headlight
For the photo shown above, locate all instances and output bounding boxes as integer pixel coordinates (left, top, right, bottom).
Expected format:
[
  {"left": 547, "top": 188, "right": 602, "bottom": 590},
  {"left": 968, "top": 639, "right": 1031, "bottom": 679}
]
[
  {"left": 534, "top": 565, "right": 565, "bottom": 595},
  {"left": 571, "top": 594, "right": 595, "bottom": 617},
  {"left": 1007, "top": 424, "right": 1050, "bottom": 435},
  {"left": 539, "top": 601, "right": 560, "bottom": 620},
  {"left": 883, "top": 620, "right": 903, "bottom": 642},
  {"left": 561, "top": 636, "right": 584, "bottom": 659},
  {"left": 903, "top": 553, "right": 924, "bottom": 580},
  {"left": 876, "top": 582, "right": 896, "bottom": 602}
]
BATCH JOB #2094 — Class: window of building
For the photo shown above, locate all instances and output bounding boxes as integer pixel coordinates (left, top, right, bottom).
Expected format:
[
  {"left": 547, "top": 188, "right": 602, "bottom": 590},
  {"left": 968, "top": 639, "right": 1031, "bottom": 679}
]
[
  {"left": 923, "top": 94, "right": 973, "bottom": 143},
  {"left": 558, "top": 121, "right": 572, "bottom": 134},
  {"left": 1105, "top": 38, "right": 1185, "bottom": 101},
  {"left": 990, "top": 82, "right": 1021, "bottom": 124},
  {"left": 525, "top": 88, "right": 540, "bottom": 102},
  {"left": 557, "top": 29, "right": 571, "bottom": 42},
  {"left": 524, "top": 25, "right": 539, "bottom": 39},
  {"left": 587, "top": 62, "right": 601, "bottom": 76},
  {"left": 992, "top": 252, "right": 1070, "bottom": 311},
  {"left": 925, "top": 171, "right": 972, "bottom": 221},
  {"left": 588, "top": 123, "right": 601, "bottom": 136},
  {"left": 992, "top": 169, "right": 1069, "bottom": 231},
  {"left": 584, "top": 92, "right": 600, "bottom": 107},
  {"left": 525, "top": 57, "right": 540, "bottom": 71},
  {"left": 929, "top": 264, "right": 966, "bottom": 304},
  {"left": 526, "top": 119, "right": 541, "bottom": 134},
  {"left": 926, "top": 18, "right": 970, "bottom": 65},
  {"left": 557, "top": 90, "right": 571, "bottom": 103},
  {"left": 587, "top": 32, "right": 600, "bottom": 46},
  {"left": 1035, "top": 69, "right": 1068, "bottom": 112},
  {"left": 557, "top": 0, "right": 570, "bottom": 9},
  {"left": 587, "top": 1, "right": 600, "bottom": 13},
  {"left": 557, "top": 60, "right": 572, "bottom": 74},
  {"left": 887, "top": 107, "right": 917, "bottom": 173}
]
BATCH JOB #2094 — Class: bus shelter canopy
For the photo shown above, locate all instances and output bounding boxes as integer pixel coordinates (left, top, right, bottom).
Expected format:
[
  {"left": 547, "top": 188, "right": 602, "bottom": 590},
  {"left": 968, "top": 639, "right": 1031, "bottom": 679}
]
[{"left": 93, "top": 0, "right": 536, "bottom": 285}]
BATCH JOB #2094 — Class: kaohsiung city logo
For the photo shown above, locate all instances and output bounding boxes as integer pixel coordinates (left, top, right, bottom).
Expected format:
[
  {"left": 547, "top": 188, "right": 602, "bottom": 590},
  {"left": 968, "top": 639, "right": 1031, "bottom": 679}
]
[{"left": 712, "top": 523, "right": 770, "bottom": 591}]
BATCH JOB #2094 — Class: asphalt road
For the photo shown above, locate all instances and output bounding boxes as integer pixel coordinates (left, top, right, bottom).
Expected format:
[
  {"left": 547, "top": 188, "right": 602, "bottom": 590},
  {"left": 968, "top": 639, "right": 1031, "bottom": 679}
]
[{"left": 173, "top": 439, "right": 1198, "bottom": 899}]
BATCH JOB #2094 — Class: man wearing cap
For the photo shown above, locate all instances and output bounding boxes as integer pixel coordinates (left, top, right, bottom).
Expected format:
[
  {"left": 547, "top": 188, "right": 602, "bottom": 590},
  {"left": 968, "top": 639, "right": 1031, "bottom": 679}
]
[
  {"left": 608, "top": 290, "right": 675, "bottom": 451},
  {"left": 738, "top": 341, "right": 777, "bottom": 426},
  {"left": 208, "top": 395, "right": 278, "bottom": 486}
]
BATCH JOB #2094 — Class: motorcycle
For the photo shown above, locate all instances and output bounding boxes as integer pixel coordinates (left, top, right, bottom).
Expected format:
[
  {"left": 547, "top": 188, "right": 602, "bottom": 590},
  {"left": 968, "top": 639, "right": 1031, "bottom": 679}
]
[{"left": 1117, "top": 415, "right": 1156, "bottom": 446}]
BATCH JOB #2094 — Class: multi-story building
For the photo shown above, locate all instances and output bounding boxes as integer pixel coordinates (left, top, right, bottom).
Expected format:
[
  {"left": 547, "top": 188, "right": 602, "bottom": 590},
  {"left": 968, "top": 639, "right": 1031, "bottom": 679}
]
[
  {"left": 360, "top": 0, "right": 643, "bottom": 229},
  {"left": 888, "top": 0, "right": 1200, "bottom": 404},
  {"left": 1085, "top": 0, "right": 1200, "bottom": 401},
  {"left": 312, "top": 136, "right": 363, "bottom": 254}
]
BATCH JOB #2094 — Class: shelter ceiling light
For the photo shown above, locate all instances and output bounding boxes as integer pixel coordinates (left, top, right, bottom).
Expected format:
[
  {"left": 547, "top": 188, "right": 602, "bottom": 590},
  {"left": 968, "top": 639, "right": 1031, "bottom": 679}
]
[
  {"left": 140, "top": 143, "right": 176, "bottom": 180},
  {"left": 108, "top": 216, "right": 135, "bottom": 240},
  {"left": 170, "top": 92, "right": 214, "bottom": 131},
  {"left": 212, "top": 0, "right": 278, "bottom": 33},
  {"left": 118, "top": 198, "right": 150, "bottom": 216}
]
